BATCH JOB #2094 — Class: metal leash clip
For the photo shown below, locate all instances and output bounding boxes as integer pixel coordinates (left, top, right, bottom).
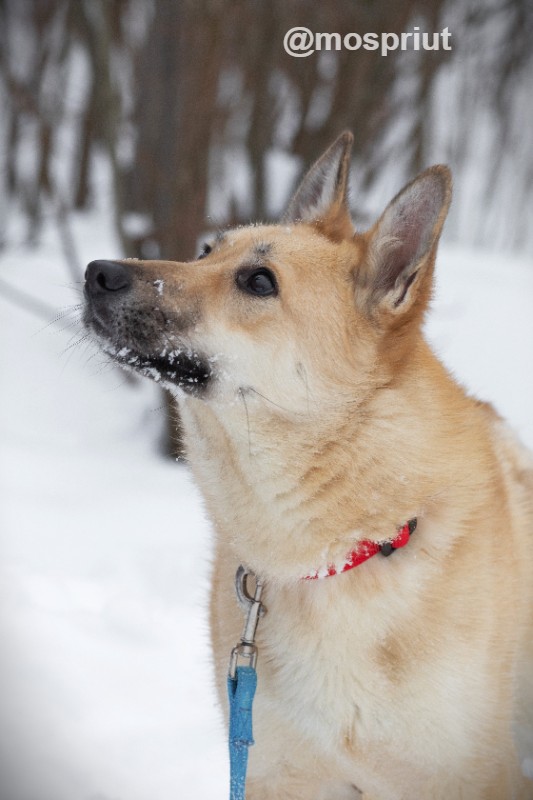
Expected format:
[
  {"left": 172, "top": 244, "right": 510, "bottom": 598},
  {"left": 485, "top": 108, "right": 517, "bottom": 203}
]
[{"left": 229, "top": 566, "right": 266, "bottom": 679}]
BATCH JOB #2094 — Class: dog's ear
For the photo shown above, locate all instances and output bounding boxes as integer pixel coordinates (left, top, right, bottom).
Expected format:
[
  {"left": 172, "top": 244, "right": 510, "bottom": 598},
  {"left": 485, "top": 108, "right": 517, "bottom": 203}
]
[
  {"left": 359, "top": 165, "right": 452, "bottom": 317},
  {"left": 283, "top": 131, "right": 354, "bottom": 240}
]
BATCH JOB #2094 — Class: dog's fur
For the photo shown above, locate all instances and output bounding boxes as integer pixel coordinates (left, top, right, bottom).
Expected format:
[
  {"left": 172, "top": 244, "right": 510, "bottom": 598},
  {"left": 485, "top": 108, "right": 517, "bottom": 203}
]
[{"left": 84, "top": 133, "right": 533, "bottom": 799}]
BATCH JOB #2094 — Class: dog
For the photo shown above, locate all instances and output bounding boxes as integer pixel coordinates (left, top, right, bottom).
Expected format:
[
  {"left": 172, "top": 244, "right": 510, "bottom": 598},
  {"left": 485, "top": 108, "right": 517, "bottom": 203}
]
[{"left": 84, "top": 132, "right": 533, "bottom": 799}]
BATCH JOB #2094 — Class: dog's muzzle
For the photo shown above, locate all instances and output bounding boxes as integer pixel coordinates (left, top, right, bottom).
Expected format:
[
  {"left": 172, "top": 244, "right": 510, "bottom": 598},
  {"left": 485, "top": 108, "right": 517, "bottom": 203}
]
[{"left": 84, "top": 259, "right": 212, "bottom": 395}]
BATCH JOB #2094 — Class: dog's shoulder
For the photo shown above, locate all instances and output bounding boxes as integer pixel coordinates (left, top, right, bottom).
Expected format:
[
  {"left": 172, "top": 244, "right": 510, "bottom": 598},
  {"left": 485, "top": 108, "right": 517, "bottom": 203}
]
[{"left": 487, "top": 409, "right": 533, "bottom": 499}]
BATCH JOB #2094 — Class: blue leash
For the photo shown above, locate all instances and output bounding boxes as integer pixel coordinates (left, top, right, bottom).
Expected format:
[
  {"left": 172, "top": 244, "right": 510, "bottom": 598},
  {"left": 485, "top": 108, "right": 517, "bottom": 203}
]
[
  {"left": 227, "top": 568, "right": 265, "bottom": 800},
  {"left": 227, "top": 666, "right": 257, "bottom": 800}
]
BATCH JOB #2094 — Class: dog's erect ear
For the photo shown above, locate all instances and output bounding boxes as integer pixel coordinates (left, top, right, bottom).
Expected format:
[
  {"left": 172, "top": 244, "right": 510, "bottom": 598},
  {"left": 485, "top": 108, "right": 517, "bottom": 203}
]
[
  {"left": 283, "top": 131, "right": 354, "bottom": 240},
  {"left": 361, "top": 165, "right": 452, "bottom": 315}
]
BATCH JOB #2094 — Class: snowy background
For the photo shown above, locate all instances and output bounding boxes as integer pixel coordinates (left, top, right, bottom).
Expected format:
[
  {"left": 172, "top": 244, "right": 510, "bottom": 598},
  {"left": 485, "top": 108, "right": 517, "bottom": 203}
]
[{"left": 1, "top": 178, "right": 532, "bottom": 799}]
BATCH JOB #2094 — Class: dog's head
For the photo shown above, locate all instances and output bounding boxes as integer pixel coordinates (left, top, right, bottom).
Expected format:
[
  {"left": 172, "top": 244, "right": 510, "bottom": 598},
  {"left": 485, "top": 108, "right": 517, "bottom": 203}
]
[{"left": 84, "top": 133, "right": 451, "bottom": 417}]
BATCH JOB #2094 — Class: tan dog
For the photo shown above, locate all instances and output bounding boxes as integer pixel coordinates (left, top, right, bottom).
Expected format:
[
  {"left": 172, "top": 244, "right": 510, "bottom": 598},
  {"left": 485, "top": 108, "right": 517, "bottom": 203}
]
[{"left": 84, "top": 133, "right": 533, "bottom": 799}]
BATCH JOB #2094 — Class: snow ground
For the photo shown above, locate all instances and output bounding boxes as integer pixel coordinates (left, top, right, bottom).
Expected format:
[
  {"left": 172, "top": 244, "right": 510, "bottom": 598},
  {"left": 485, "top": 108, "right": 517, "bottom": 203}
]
[{"left": 0, "top": 209, "right": 532, "bottom": 800}]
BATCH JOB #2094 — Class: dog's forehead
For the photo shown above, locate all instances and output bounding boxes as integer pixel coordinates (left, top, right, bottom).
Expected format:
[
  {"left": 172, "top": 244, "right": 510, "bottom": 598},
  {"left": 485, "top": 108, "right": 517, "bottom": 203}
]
[
  {"left": 221, "top": 223, "right": 298, "bottom": 249},
  {"left": 219, "top": 223, "right": 341, "bottom": 260}
]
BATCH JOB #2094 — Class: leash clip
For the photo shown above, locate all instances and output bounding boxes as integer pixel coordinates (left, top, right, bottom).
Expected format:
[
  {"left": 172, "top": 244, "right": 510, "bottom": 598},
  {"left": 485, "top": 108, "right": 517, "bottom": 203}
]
[
  {"left": 229, "top": 566, "right": 266, "bottom": 679},
  {"left": 229, "top": 642, "right": 258, "bottom": 680}
]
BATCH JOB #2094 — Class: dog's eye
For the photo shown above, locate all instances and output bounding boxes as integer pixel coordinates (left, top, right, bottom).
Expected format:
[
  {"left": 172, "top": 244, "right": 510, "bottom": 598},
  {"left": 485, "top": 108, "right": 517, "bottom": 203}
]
[
  {"left": 236, "top": 267, "right": 278, "bottom": 298},
  {"left": 198, "top": 243, "right": 212, "bottom": 260}
]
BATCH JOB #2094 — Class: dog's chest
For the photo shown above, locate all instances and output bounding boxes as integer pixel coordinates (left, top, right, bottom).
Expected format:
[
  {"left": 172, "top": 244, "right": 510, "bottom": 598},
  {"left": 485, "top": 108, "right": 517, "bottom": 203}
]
[
  {"left": 258, "top": 580, "right": 403, "bottom": 750},
  {"left": 255, "top": 574, "right": 483, "bottom": 779}
]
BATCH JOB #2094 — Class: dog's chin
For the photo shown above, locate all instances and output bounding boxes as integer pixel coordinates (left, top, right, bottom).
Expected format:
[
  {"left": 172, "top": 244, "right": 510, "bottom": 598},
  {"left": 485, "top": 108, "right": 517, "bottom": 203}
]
[
  {"left": 108, "top": 341, "right": 211, "bottom": 395},
  {"left": 87, "top": 319, "right": 212, "bottom": 396}
]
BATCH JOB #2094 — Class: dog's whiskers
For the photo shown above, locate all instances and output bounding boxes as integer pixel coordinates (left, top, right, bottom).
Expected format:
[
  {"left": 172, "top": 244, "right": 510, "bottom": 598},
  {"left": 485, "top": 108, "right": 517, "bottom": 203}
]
[
  {"left": 239, "top": 387, "right": 253, "bottom": 457},
  {"left": 296, "top": 361, "right": 314, "bottom": 416},
  {"left": 60, "top": 332, "right": 91, "bottom": 356},
  {"left": 33, "top": 304, "right": 84, "bottom": 335},
  {"left": 245, "top": 386, "right": 303, "bottom": 416}
]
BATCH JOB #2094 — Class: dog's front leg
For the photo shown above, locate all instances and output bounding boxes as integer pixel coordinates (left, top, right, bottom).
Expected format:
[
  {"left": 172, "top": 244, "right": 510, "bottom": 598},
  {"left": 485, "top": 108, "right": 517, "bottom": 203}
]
[
  {"left": 246, "top": 775, "right": 361, "bottom": 800},
  {"left": 244, "top": 702, "right": 361, "bottom": 800}
]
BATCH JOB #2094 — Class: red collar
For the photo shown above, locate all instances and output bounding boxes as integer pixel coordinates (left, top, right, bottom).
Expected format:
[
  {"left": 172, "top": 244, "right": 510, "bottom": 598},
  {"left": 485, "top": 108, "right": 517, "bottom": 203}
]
[{"left": 303, "top": 518, "right": 417, "bottom": 580}]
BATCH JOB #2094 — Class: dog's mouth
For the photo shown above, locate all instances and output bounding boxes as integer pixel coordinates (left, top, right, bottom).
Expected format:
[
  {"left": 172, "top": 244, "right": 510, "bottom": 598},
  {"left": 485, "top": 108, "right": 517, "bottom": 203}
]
[
  {"left": 104, "top": 344, "right": 212, "bottom": 394},
  {"left": 103, "top": 342, "right": 212, "bottom": 392},
  {"left": 85, "top": 306, "right": 212, "bottom": 395}
]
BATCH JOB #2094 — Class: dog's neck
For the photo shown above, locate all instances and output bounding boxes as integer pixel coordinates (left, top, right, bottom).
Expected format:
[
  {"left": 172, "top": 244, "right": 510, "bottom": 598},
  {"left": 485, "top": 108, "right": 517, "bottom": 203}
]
[{"left": 180, "top": 341, "right": 492, "bottom": 582}]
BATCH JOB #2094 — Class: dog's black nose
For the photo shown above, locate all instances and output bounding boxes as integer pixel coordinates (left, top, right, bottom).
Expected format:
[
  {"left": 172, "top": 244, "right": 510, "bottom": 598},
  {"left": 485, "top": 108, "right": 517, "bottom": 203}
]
[{"left": 85, "top": 260, "right": 132, "bottom": 295}]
